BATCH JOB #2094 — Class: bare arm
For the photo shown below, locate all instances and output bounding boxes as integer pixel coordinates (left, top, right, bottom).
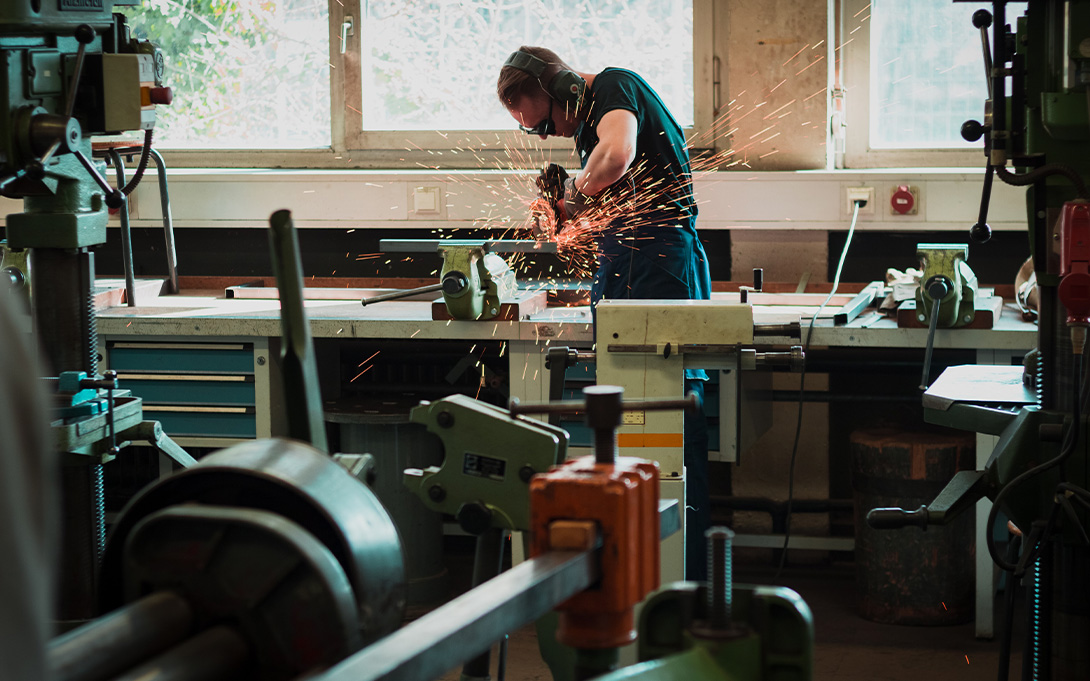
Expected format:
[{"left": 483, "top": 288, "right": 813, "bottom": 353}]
[{"left": 575, "top": 109, "right": 637, "bottom": 196}]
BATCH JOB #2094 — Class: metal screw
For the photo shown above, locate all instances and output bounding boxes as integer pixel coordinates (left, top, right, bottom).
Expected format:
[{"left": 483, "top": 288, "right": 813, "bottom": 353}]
[
  {"left": 428, "top": 484, "right": 446, "bottom": 502},
  {"left": 256, "top": 356, "right": 266, "bottom": 366},
  {"left": 917, "top": 314, "right": 926, "bottom": 322},
  {"left": 519, "top": 465, "right": 535, "bottom": 483},
  {"left": 964, "top": 315, "right": 972, "bottom": 323},
  {"left": 436, "top": 411, "right": 454, "bottom": 428},
  {"left": 706, "top": 526, "right": 734, "bottom": 630}
]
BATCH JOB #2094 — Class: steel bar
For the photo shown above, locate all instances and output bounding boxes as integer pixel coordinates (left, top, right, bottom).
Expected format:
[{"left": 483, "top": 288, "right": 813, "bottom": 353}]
[
  {"left": 379, "top": 239, "right": 558, "bottom": 255},
  {"left": 108, "top": 625, "right": 249, "bottom": 681},
  {"left": 313, "top": 550, "right": 597, "bottom": 681},
  {"left": 107, "top": 150, "right": 136, "bottom": 307},
  {"left": 361, "top": 282, "right": 443, "bottom": 306},
  {"left": 49, "top": 591, "right": 194, "bottom": 681},
  {"left": 268, "top": 210, "right": 328, "bottom": 452},
  {"left": 832, "top": 282, "right": 881, "bottom": 325},
  {"left": 147, "top": 149, "right": 179, "bottom": 294},
  {"left": 510, "top": 393, "right": 698, "bottom": 417}
]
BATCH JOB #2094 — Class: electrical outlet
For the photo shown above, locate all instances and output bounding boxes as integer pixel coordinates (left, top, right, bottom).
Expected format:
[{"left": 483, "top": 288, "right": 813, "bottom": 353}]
[{"left": 845, "top": 186, "right": 875, "bottom": 215}]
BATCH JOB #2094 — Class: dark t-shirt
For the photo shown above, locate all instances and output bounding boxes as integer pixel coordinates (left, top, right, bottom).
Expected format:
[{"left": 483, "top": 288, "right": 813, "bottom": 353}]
[
  {"left": 575, "top": 68, "right": 697, "bottom": 240},
  {"left": 574, "top": 68, "right": 708, "bottom": 306}
]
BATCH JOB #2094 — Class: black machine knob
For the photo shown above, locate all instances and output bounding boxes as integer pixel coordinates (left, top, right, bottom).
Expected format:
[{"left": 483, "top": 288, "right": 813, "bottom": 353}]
[
  {"left": 971, "top": 9, "right": 992, "bottom": 29},
  {"left": 970, "top": 221, "right": 992, "bottom": 243},
  {"left": 442, "top": 271, "right": 469, "bottom": 295},
  {"left": 961, "top": 119, "right": 987, "bottom": 143},
  {"left": 924, "top": 275, "right": 952, "bottom": 301}
]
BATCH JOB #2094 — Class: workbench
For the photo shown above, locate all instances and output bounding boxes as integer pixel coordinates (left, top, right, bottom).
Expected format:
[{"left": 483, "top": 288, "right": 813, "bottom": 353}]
[{"left": 96, "top": 282, "right": 1035, "bottom": 639}]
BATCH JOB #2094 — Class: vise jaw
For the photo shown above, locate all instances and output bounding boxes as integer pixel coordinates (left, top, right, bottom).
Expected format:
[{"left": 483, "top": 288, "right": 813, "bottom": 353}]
[
  {"left": 915, "top": 244, "right": 978, "bottom": 328},
  {"left": 438, "top": 241, "right": 516, "bottom": 321}
]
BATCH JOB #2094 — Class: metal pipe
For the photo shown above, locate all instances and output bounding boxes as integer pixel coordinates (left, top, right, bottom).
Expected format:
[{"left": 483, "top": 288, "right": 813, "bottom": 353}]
[
  {"left": 148, "top": 148, "right": 179, "bottom": 294},
  {"left": 360, "top": 283, "right": 444, "bottom": 306},
  {"left": 107, "top": 150, "right": 136, "bottom": 308},
  {"left": 312, "top": 550, "right": 597, "bottom": 681},
  {"left": 461, "top": 527, "right": 507, "bottom": 680},
  {"left": 49, "top": 591, "right": 194, "bottom": 681},
  {"left": 108, "top": 625, "right": 249, "bottom": 681}
]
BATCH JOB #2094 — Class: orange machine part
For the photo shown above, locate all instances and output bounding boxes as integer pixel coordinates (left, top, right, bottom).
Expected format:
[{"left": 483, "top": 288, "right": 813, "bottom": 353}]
[{"left": 529, "top": 454, "right": 660, "bottom": 649}]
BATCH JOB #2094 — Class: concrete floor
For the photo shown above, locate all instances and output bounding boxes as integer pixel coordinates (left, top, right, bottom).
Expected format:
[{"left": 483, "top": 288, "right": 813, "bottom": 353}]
[{"left": 425, "top": 548, "right": 1023, "bottom": 681}]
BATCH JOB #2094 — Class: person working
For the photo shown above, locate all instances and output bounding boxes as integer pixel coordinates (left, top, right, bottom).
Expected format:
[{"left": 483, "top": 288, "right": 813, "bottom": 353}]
[{"left": 497, "top": 46, "right": 712, "bottom": 581}]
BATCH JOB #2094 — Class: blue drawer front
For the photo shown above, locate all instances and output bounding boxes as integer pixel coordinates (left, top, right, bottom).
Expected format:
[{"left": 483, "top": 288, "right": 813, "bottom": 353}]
[
  {"left": 118, "top": 378, "right": 255, "bottom": 406},
  {"left": 109, "top": 345, "right": 254, "bottom": 374},
  {"left": 148, "top": 410, "right": 257, "bottom": 438}
]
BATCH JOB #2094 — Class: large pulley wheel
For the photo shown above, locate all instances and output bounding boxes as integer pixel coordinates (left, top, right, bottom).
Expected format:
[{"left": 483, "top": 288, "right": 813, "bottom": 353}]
[{"left": 99, "top": 439, "right": 406, "bottom": 657}]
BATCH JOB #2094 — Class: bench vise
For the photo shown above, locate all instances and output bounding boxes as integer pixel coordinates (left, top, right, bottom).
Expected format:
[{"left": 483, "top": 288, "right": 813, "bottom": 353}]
[
  {"left": 363, "top": 239, "right": 555, "bottom": 321},
  {"left": 914, "top": 243, "right": 979, "bottom": 328}
]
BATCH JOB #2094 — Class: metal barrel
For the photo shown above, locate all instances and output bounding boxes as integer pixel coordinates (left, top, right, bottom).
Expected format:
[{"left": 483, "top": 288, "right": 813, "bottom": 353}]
[{"left": 850, "top": 427, "right": 975, "bottom": 624}]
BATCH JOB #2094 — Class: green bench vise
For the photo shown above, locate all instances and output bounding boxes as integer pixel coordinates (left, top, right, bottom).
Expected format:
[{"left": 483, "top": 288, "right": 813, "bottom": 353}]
[
  {"left": 363, "top": 239, "right": 556, "bottom": 321},
  {"left": 914, "top": 243, "right": 979, "bottom": 328}
]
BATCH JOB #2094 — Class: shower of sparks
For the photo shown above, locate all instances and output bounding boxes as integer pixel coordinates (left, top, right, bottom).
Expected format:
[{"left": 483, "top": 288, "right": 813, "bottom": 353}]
[{"left": 341, "top": 27, "right": 852, "bottom": 291}]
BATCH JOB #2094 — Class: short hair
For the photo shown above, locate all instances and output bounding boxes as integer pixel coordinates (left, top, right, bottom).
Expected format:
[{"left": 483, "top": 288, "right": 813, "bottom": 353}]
[{"left": 496, "top": 46, "right": 574, "bottom": 109}]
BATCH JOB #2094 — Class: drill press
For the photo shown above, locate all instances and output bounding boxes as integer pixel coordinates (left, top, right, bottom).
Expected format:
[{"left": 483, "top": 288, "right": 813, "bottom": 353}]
[{"left": 1, "top": 0, "right": 171, "bottom": 625}]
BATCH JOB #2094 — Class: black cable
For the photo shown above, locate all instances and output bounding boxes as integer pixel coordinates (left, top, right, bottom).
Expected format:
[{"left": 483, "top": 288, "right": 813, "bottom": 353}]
[
  {"left": 120, "top": 129, "right": 154, "bottom": 196},
  {"left": 774, "top": 200, "right": 860, "bottom": 581},
  {"left": 995, "top": 163, "right": 1090, "bottom": 201},
  {"left": 986, "top": 354, "right": 1083, "bottom": 572}
]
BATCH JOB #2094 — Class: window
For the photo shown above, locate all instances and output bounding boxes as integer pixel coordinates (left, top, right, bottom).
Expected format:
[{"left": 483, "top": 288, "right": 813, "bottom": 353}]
[
  {"left": 120, "top": 0, "right": 717, "bottom": 168},
  {"left": 838, "top": 0, "right": 990, "bottom": 167},
  {"left": 122, "top": 0, "right": 331, "bottom": 149},
  {"left": 358, "top": 1, "right": 694, "bottom": 134}
]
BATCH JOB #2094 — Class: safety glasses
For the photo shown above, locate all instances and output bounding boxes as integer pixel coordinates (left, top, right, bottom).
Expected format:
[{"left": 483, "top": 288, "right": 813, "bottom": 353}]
[{"left": 518, "top": 99, "right": 556, "bottom": 136}]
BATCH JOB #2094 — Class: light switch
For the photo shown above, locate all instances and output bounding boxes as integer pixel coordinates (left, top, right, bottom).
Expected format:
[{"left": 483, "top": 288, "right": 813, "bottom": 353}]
[{"left": 413, "top": 186, "right": 441, "bottom": 214}]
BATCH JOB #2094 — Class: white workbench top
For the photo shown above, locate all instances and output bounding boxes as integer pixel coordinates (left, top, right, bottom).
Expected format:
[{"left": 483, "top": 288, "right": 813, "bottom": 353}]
[{"left": 95, "top": 283, "right": 1035, "bottom": 352}]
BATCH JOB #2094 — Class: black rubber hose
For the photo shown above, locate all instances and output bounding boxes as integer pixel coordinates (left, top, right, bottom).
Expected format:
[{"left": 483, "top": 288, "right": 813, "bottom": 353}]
[
  {"left": 121, "top": 129, "right": 154, "bottom": 196},
  {"left": 995, "top": 163, "right": 1090, "bottom": 201}
]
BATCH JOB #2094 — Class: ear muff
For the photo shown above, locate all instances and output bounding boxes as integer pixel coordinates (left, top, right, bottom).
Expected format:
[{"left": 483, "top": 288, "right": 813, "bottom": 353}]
[{"left": 503, "top": 50, "right": 586, "bottom": 108}]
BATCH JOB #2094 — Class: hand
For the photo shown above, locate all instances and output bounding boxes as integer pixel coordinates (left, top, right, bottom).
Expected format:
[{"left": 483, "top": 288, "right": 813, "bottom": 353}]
[
  {"left": 535, "top": 163, "right": 569, "bottom": 205},
  {"left": 560, "top": 177, "right": 592, "bottom": 222}
]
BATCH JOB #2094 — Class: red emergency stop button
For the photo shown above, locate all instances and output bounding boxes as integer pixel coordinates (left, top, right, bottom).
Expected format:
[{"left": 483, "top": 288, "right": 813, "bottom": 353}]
[
  {"left": 149, "top": 87, "right": 173, "bottom": 105},
  {"left": 891, "top": 185, "right": 916, "bottom": 215}
]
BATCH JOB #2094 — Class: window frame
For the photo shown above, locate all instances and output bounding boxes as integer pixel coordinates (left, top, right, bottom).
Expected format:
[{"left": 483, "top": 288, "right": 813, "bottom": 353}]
[
  {"left": 157, "top": 0, "right": 723, "bottom": 170},
  {"left": 837, "top": 0, "right": 989, "bottom": 169}
]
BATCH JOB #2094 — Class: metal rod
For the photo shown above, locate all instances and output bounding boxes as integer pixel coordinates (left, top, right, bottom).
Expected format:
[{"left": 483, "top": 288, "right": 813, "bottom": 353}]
[
  {"left": 48, "top": 591, "right": 194, "bottom": 681},
  {"left": 361, "top": 282, "right": 444, "bottom": 306},
  {"left": 268, "top": 210, "right": 328, "bottom": 453},
  {"left": 379, "top": 239, "right": 558, "bottom": 255},
  {"left": 108, "top": 625, "right": 249, "bottom": 681},
  {"left": 312, "top": 550, "right": 597, "bottom": 681},
  {"left": 107, "top": 150, "right": 136, "bottom": 307},
  {"left": 919, "top": 295, "right": 942, "bottom": 390},
  {"left": 461, "top": 527, "right": 507, "bottom": 680},
  {"left": 509, "top": 393, "right": 698, "bottom": 417},
  {"left": 148, "top": 149, "right": 179, "bottom": 294}
]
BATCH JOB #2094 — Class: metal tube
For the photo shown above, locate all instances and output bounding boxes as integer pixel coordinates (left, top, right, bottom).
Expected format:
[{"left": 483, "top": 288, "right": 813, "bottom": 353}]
[
  {"left": 107, "top": 150, "right": 136, "bottom": 308},
  {"left": 108, "top": 625, "right": 249, "bottom": 681},
  {"left": 268, "top": 210, "right": 328, "bottom": 452},
  {"left": 360, "top": 283, "right": 444, "bottom": 306},
  {"left": 313, "top": 550, "right": 597, "bottom": 681},
  {"left": 148, "top": 149, "right": 179, "bottom": 294},
  {"left": 461, "top": 527, "right": 507, "bottom": 680},
  {"left": 49, "top": 592, "right": 194, "bottom": 681}
]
